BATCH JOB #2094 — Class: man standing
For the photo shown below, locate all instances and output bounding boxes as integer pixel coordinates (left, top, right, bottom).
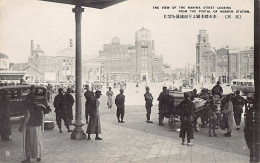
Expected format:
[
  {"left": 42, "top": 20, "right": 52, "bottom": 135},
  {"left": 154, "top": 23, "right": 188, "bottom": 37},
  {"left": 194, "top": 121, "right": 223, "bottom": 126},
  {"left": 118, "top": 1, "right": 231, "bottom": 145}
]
[
  {"left": 53, "top": 88, "right": 71, "bottom": 133},
  {"left": 65, "top": 88, "right": 75, "bottom": 125},
  {"left": 115, "top": 89, "right": 125, "bottom": 123},
  {"left": 106, "top": 87, "right": 114, "bottom": 109},
  {"left": 179, "top": 92, "right": 195, "bottom": 146},
  {"left": 232, "top": 90, "right": 245, "bottom": 130},
  {"left": 157, "top": 86, "right": 168, "bottom": 126},
  {"left": 84, "top": 85, "right": 94, "bottom": 124},
  {"left": 144, "top": 87, "right": 153, "bottom": 123}
]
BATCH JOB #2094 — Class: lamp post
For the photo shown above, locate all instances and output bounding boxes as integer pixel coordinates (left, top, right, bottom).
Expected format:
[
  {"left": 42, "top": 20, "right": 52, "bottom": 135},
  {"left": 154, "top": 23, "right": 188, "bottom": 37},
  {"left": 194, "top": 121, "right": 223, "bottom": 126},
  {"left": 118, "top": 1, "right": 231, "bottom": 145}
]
[
  {"left": 253, "top": 0, "right": 260, "bottom": 162},
  {"left": 40, "top": 0, "right": 126, "bottom": 140}
]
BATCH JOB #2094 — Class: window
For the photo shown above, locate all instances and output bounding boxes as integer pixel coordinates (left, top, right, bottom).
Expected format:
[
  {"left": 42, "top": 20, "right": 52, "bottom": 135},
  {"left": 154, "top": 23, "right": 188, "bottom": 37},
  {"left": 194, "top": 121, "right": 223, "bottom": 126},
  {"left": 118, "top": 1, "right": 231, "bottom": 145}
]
[{"left": 21, "top": 89, "right": 30, "bottom": 97}]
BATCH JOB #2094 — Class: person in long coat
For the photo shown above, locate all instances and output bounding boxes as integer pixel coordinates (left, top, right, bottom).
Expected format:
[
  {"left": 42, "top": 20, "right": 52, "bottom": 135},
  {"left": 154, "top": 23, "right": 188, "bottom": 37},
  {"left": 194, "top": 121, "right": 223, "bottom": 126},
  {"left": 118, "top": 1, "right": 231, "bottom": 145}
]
[
  {"left": 19, "top": 86, "right": 44, "bottom": 163},
  {"left": 53, "top": 88, "right": 71, "bottom": 133},
  {"left": 115, "top": 89, "right": 125, "bottom": 123},
  {"left": 84, "top": 85, "right": 94, "bottom": 124},
  {"left": 87, "top": 91, "right": 102, "bottom": 140},
  {"left": 106, "top": 87, "right": 114, "bottom": 109},
  {"left": 157, "top": 87, "right": 168, "bottom": 126},
  {"left": 222, "top": 94, "right": 234, "bottom": 137},
  {"left": 144, "top": 87, "right": 153, "bottom": 123},
  {"left": 231, "top": 90, "right": 245, "bottom": 130},
  {"left": 179, "top": 92, "right": 195, "bottom": 146},
  {"left": 65, "top": 88, "right": 75, "bottom": 124},
  {"left": 0, "top": 89, "right": 11, "bottom": 141}
]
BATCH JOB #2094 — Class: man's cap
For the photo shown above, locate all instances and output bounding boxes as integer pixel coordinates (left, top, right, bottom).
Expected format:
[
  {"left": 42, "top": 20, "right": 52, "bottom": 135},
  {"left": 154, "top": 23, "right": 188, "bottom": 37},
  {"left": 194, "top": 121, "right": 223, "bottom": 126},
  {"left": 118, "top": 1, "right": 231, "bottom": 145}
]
[
  {"left": 120, "top": 89, "right": 124, "bottom": 92},
  {"left": 235, "top": 90, "right": 240, "bottom": 94},
  {"left": 184, "top": 92, "right": 190, "bottom": 98},
  {"left": 217, "top": 81, "right": 221, "bottom": 85},
  {"left": 163, "top": 86, "right": 167, "bottom": 90},
  {"left": 58, "top": 88, "right": 63, "bottom": 93}
]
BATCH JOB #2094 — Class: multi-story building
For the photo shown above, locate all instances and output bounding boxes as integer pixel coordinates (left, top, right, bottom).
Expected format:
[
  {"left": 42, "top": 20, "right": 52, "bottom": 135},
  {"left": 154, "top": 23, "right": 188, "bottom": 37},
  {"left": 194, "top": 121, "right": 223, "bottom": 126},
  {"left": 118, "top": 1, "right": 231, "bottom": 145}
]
[
  {"left": 99, "top": 27, "right": 164, "bottom": 82},
  {"left": 196, "top": 30, "right": 254, "bottom": 84}
]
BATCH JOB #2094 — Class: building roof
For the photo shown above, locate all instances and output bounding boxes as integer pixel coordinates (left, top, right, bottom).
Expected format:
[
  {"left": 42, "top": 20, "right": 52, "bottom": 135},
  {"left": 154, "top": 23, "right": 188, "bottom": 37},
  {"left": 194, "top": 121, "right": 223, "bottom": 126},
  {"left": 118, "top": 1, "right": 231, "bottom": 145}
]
[
  {"left": 0, "top": 53, "right": 9, "bottom": 58},
  {"left": 138, "top": 27, "right": 150, "bottom": 32}
]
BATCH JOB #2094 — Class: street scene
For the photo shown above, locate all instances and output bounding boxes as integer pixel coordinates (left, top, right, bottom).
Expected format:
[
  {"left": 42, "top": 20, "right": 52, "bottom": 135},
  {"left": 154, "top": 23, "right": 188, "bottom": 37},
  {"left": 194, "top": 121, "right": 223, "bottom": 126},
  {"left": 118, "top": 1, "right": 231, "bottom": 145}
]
[{"left": 0, "top": 0, "right": 258, "bottom": 163}]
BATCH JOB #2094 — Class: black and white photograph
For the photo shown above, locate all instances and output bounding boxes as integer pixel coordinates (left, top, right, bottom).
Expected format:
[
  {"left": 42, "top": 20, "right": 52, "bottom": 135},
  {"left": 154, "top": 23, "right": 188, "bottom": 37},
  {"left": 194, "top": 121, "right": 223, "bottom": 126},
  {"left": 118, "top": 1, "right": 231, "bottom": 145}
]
[{"left": 0, "top": 0, "right": 259, "bottom": 162}]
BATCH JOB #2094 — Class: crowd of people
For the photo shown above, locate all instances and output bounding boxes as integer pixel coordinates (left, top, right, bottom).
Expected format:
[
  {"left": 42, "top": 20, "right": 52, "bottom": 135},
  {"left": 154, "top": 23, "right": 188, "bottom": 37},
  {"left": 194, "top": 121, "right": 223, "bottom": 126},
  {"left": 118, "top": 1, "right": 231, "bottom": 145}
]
[{"left": 0, "top": 81, "right": 255, "bottom": 162}]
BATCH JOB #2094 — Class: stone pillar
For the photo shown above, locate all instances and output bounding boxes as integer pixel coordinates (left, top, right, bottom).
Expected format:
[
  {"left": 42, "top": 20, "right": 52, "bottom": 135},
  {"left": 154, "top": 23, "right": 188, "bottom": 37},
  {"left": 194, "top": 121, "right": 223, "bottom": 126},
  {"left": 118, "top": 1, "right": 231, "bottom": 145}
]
[{"left": 71, "top": 5, "right": 86, "bottom": 140}]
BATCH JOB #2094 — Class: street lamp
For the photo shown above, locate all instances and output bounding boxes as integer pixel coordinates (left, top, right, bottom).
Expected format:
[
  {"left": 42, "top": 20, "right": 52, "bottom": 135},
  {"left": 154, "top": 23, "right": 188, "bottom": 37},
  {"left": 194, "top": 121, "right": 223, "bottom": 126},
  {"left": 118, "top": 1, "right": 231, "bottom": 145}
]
[{"left": 40, "top": 0, "right": 126, "bottom": 140}]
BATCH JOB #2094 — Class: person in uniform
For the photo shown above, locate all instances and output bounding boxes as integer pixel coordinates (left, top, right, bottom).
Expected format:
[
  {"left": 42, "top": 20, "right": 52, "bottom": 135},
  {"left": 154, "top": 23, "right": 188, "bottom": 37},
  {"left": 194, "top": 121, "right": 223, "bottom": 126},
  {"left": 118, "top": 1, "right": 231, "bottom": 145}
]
[
  {"left": 84, "top": 85, "right": 94, "bottom": 124},
  {"left": 231, "top": 90, "right": 245, "bottom": 130},
  {"left": 0, "top": 89, "right": 11, "bottom": 141},
  {"left": 87, "top": 91, "right": 102, "bottom": 140},
  {"left": 106, "top": 87, "right": 114, "bottom": 109},
  {"left": 19, "top": 86, "right": 44, "bottom": 163},
  {"left": 53, "top": 88, "right": 71, "bottom": 133},
  {"left": 157, "top": 86, "right": 168, "bottom": 126},
  {"left": 64, "top": 88, "right": 75, "bottom": 125},
  {"left": 144, "top": 87, "right": 153, "bottom": 123},
  {"left": 179, "top": 92, "right": 195, "bottom": 146},
  {"left": 115, "top": 89, "right": 125, "bottom": 123}
]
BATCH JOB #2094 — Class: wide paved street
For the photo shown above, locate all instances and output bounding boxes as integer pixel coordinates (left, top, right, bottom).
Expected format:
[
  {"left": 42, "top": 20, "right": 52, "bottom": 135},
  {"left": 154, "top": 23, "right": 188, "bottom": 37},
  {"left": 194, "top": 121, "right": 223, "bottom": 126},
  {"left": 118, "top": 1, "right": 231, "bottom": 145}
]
[{"left": 0, "top": 83, "right": 251, "bottom": 163}]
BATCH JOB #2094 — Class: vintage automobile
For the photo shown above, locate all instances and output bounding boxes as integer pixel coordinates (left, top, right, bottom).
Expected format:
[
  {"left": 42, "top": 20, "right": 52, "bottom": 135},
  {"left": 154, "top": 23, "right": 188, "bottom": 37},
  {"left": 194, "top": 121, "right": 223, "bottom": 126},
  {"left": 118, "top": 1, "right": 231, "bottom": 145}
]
[{"left": 0, "top": 85, "right": 51, "bottom": 117}]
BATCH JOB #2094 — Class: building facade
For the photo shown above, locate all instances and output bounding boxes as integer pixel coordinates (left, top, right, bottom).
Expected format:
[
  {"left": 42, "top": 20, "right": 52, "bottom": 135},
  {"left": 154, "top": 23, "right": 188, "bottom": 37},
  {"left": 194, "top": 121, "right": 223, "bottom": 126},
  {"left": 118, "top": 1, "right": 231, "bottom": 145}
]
[
  {"left": 99, "top": 27, "right": 164, "bottom": 82},
  {"left": 196, "top": 30, "right": 254, "bottom": 84}
]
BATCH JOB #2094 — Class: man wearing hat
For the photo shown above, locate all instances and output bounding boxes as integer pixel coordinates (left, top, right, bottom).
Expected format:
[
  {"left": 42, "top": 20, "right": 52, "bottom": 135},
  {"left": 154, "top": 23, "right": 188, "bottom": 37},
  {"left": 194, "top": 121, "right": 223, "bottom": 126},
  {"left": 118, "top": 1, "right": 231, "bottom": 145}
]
[
  {"left": 87, "top": 90, "right": 102, "bottom": 140},
  {"left": 144, "top": 87, "right": 153, "bottom": 123},
  {"left": 65, "top": 88, "right": 75, "bottom": 125},
  {"left": 179, "top": 92, "right": 195, "bottom": 146},
  {"left": 84, "top": 85, "right": 94, "bottom": 124},
  {"left": 231, "top": 90, "right": 245, "bottom": 130},
  {"left": 53, "top": 88, "right": 71, "bottom": 133},
  {"left": 115, "top": 89, "right": 125, "bottom": 123},
  {"left": 157, "top": 86, "right": 168, "bottom": 126}
]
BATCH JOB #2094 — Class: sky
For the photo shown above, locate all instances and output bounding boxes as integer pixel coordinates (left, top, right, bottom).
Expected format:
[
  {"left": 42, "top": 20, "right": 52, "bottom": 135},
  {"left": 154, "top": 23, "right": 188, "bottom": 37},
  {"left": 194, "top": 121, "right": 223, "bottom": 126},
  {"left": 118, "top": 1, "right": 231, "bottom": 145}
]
[{"left": 0, "top": 0, "right": 254, "bottom": 68}]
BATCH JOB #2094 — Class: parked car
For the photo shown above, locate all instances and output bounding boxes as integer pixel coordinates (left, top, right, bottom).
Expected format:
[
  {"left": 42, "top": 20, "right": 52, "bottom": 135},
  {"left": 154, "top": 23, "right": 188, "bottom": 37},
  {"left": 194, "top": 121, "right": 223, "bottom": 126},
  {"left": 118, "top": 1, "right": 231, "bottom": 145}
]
[{"left": 0, "top": 85, "right": 51, "bottom": 117}]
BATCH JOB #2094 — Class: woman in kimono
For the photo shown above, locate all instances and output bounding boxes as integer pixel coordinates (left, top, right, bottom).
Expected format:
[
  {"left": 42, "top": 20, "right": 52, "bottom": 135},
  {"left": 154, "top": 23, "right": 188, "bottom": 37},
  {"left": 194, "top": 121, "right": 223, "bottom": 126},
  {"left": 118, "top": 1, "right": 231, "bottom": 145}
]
[
  {"left": 106, "top": 87, "right": 114, "bottom": 109},
  {"left": 0, "top": 89, "right": 11, "bottom": 141},
  {"left": 87, "top": 90, "right": 102, "bottom": 140},
  {"left": 19, "top": 85, "right": 44, "bottom": 163},
  {"left": 222, "top": 94, "right": 234, "bottom": 137}
]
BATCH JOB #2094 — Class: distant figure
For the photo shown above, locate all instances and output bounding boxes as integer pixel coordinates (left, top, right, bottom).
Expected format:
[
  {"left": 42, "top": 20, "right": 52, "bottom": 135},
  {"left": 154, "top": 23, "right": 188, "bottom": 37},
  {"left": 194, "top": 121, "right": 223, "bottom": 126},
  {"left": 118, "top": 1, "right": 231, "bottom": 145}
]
[
  {"left": 0, "top": 89, "right": 11, "bottom": 141},
  {"left": 65, "top": 88, "right": 75, "bottom": 125},
  {"left": 179, "top": 92, "right": 195, "bottom": 146},
  {"left": 115, "top": 89, "right": 125, "bottom": 123},
  {"left": 19, "top": 86, "right": 44, "bottom": 163},
  {"left": 84, "top": 85, "right": 94, "bottom": 124},
  {"left": 106, "top": 87, "right": 114, "bottom": 109},
  {"left": 136, "top": 82, "right": 139, "bottom": 93},
  {"left": 53, "top": 88, "right": 71, "bottom": 133},
  {"left": 144, "top": 87, "right": 153, "bottom": 123},
  {"left": 87, "top": 91, "right": 102, "bottom": 140},
  {"left": 231, "top": 90, "right": 245, "bottom": 130}
]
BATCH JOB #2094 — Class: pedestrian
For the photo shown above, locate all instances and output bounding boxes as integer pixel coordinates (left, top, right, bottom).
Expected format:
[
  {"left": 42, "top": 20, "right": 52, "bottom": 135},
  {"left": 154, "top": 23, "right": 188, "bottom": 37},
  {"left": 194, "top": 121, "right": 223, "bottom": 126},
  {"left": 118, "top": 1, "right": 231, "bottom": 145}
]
[
  {"left": 231, "top": 90, "right": 245, "bottom": 130},
  {"left": 87, "top": 90, "right": 102, "bottom": 140},
  {"left": 144, "top": 87, "right": 153, "bottom": 123},
  {"left": 212, "top": 81, "right": 223, "bottom": 97},
  {"left": 115, "top": 89, "right": 125, "bottom": 123},
  {"left": 65, "top": 88, "right": 75, "bottom": 125},
  {"left": 157, "top": 86, "right": 168, "bottom": 126},
  {"left": 222, "top": 94, "right": 234, "bottom": 137},
  {"left": 106, "top": 87, "right": 114, "bottom": 109},
  {"left": 84, "top": 84, "right": 94, "bottom": 124},
  {"left": 136, "top": 82, "right": 139, "bottom": 93},
  {"left": 19, "top": 86, "right": 44, "bottom": 163},
  {"left": 53, "top": 88, "right": 71, "bottom": 133},
  {"left": 0, "top": 89, "right": 11, "bottom": 141},
  {"left": 179, "top": 92, "right": 195, "bottom": 146}
]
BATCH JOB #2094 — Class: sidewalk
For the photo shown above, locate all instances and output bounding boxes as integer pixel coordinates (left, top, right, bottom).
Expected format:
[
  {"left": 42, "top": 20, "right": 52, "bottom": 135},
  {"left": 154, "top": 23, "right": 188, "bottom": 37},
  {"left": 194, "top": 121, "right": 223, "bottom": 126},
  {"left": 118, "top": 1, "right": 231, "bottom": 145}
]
[{"left": 0, "top": 120, "right": 249, "bottom": 163}]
